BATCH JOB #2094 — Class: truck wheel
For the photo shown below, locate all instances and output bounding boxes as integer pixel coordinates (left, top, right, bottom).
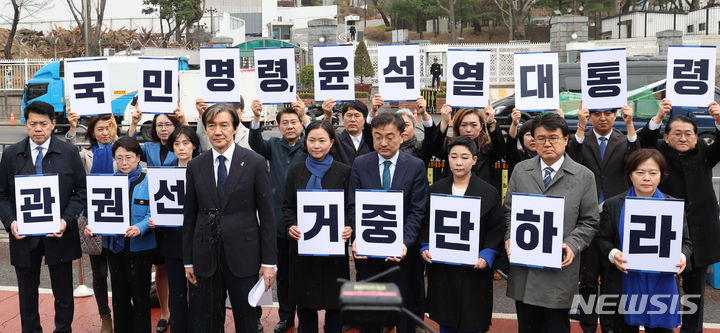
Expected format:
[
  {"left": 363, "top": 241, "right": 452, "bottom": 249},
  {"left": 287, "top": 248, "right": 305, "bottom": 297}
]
[
  {"left": 141, "top": 123, "right": 153, "bottom": 142},
  {"left": 699, "top": 132, "right": 715, "bottom": 146}
]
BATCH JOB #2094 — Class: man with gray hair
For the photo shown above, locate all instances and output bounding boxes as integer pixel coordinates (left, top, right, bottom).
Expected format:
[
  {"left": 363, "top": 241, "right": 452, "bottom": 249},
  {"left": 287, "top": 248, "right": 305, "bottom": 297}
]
[{"left": 195, "top": 97, "right": 250, "bottom": 150}]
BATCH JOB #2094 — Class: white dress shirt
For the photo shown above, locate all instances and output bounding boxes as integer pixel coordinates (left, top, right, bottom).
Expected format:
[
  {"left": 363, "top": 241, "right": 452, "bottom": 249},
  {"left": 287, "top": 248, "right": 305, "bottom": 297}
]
[
  {"left": 29, "top": 137, "right": 51, "bottom": 166},
  {"left": 350, "top": 132, "right": 363, "bottom": 151},
  {"left": 539, "top": 155, "right": 564, "bottom": 181},
  {"left": 574, "top": 129, "right": 637, "bottom": 144},
  {"left": 378, "top": 150, "right": 400, "bottom": 186}
]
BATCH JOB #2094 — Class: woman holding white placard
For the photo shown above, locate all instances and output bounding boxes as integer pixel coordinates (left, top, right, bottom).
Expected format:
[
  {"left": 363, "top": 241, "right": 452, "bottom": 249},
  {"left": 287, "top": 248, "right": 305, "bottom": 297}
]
[
  {"left": 84, "top": 136, "right": 157, "bottom": 333},
  {"left": 420, "top": 136, "right": 506, "bottom": 333},
  {"left": 282, "top": 120, "right": 352, "bottom": 333},
  {"left": 597, "top": 148, "right": 692, "bottom": 333}
]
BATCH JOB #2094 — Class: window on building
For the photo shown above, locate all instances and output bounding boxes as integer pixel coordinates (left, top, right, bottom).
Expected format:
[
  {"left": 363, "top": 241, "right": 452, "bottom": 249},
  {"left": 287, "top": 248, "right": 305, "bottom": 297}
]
[
  {"left": 699, "top": 23, "right": 706, "bottom": 31},
  {"left": 687, "top": 25, "right": 694, "bottom": 33}
]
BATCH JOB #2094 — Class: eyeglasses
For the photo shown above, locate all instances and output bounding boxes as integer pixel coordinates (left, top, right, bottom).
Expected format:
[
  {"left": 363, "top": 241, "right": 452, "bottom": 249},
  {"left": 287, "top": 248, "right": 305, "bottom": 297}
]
[
  {"left": 535, "top": 136, "right": 562, "bottom": 144},
  {"left": 669, "top": 132, "right": 695, "bottom": 138},
  {"left": 156, "top": 123, "right": 174, "bottom": 129},
  {"left": 115, "top": 155, "right": 137, "bottom": 162}
]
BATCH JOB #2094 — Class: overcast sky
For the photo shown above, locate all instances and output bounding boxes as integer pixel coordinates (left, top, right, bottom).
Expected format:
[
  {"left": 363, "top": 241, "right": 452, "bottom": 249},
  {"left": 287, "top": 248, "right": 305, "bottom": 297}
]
[{"left": 12, "top": 0, "right": 150, "bottom": 23}]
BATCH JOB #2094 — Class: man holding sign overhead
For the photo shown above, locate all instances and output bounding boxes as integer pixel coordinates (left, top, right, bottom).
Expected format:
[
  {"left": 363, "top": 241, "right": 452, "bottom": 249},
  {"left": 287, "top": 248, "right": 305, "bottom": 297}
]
[
  {"left": 503, "top": 113, "right": 599, "bottom": 333},
  {"left": 638, "top": 97, "right": 720, "bottom": 333},
  {"left": 0, "top": 101, "right": 87, "bottom": 333}
]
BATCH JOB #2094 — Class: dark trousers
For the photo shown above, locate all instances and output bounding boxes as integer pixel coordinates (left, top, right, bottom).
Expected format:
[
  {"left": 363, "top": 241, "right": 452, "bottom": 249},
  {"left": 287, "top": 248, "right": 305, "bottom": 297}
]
[
  {"left": 432, "top": 76, "right": 441, "bottom": 88},
  {"left": 15, "top": 243, "right": 74, "bottom": 333},
  {"left": 277, "top": 238, "right": 296, "bottom": 323},
  {"left": 297, "top": 307, "right": 342, "bottom": 333},
  {"left": 578, "top": 240, "right": 604, "bottom": 332},
  {"left": 515, "top": 301, "right": 570, "bottom": 333},
  {"left": 108, "top": 251, "right": 153, "bottom": 333},
  {"left": 166, "top": 256, "right": 201, "bottom": 333},
  {"left": 680, "top": 263, "right": 707, "bottom": 333},
  {"left": 355, "top": 244, "right": 425, "bottom": 333},
  {"left": 197, "top": 242, "right": 258, "bottom": 333},
  {"left": 89, "top": 252, "right": 111, "bottom": 316}
]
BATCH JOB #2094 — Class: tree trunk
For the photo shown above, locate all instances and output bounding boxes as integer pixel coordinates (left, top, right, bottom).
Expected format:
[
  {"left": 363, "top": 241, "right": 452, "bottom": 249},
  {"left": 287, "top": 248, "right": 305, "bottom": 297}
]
[
  {"left": 4, "top": 0, "right": 20, "bottom": 59},
  {"left": 448, "top": 1, "right": 456, "bottom": 43},
  {"left": 416, "top": 9, "right": 423, "bottom": 38},
  {"left": 512, "top": 13, "right": 526, "bottom": 40},
  {"left": 371, "top": 0, "right": 391, "bottom": 26}
]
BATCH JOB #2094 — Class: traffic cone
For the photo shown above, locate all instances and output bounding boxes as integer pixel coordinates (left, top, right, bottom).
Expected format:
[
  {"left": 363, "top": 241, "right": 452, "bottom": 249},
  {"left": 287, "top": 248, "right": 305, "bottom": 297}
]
[
  {"left": 10, "top": 112, "right": 15, "bottom": 125},
  {"left": 413, "top": 110, "right": 419, "bottom": 124}
]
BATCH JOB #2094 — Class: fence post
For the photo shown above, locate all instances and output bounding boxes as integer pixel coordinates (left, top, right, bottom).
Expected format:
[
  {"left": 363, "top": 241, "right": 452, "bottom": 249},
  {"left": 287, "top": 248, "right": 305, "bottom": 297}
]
[{"left": 23, "top": 59, "right": 28, "bottom": 87}]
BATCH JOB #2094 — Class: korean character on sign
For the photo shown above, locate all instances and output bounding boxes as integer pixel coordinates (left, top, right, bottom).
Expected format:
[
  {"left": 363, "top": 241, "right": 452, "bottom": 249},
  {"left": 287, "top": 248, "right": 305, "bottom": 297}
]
[
  {"left": 91, "top": 188, "right": 125, "bottom": 223},
  {"left": 318, "top": 57, "right": 350, "bottom": 91},
  {"left": 673, "top": 59, "right": 710, "bottom": 95},
  {"left": 302, "top": 205, "right": 339, "bottom": 242},
  {"left": 360, "top": 204, "right": 398, "bottom": 243},
  {"left": 19, "top": 188, "right": 56, "bottom": 223},
  {"left": 514, "top": 209, "right": 557, "bottom": 254},
  {"left": 383, "top": 55, "right": 415, "bottom": 89},
  {"left": 520, "top": 64, "right": 554, "bottom": 99},
  {"left": 143, "top": 70, "right": 173, "bottom": 103},
  {"left": 73, "top": 71, "right": 106, "bottom": 103},
  {"left": 628, "top": 214, "right": 676, "bottom": 258},
  {"left": 257, "top": 59, "right": 293, "bottom": 92},
  {"left": 587, "top": 61, "right": 622, "bottom": 98},
  {"left": 153, "top": 179, "right": 185, "bottom": 214},
  {"left": 452, "top": 62, "right": 484, "bottom": 96},
  {"left": 434, "top": 209, "right": 475, "bottom": 251},
  {"left": 205, "top": 59, "right": 236, "bottom": 92}
]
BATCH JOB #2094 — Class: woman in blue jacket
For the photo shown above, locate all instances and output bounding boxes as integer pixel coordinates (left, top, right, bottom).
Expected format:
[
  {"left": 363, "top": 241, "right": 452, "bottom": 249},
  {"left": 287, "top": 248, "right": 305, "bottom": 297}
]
[{"left": 85, "top": 136, "right": 156, "bottom": 333}]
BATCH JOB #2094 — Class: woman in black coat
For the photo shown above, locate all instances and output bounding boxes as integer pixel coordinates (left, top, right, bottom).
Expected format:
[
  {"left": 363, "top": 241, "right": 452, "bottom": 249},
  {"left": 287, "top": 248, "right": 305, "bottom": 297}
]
[
  {"left": 423, "top": 104, "right": 506, "bottom": 190},
  {"left": 420, "top": 136, "right": 506, "bottom": 333},
  {"left": 282, "top": 120, "right": 352, "bottom": 333},
  {"left": 597, "top": 148, "right": 692, "bottom": 333}
]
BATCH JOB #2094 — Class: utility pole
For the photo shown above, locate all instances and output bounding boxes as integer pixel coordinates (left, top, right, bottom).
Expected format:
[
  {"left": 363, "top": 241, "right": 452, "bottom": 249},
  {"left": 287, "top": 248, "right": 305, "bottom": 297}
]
[
  {"left": 83, "top": 0, "right": 91, "bottom": 56},
  {"left": 207, "top": 7, "right": 216, "bottom": 42}
]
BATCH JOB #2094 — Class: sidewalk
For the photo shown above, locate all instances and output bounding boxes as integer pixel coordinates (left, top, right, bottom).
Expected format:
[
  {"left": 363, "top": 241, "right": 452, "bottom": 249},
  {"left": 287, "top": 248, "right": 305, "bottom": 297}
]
[{"left": 0, "top": 289, "right": 717, "bottom": 333}]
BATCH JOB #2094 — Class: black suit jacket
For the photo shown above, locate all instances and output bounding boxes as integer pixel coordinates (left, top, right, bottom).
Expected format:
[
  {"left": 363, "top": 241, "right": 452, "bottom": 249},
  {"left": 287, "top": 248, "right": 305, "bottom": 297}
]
[
  {"left": 348, "top": 151, "right": 428, "bottom": 246},
  {"left": 183, "top": 144, "right": 277, "bottom": 278},
  {"left": 0, "top": 136, "right": 85, "bottom": 268},
  {"left": 334, "top": 123, "right": 374, "bottom": 167},
  {"left": 567, "top": 128, "right": 638, "bottom": 200}
]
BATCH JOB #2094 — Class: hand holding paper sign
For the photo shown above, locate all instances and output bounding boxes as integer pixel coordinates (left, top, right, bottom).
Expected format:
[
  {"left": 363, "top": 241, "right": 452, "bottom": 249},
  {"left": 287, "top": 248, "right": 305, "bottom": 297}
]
[
  {"left": 709, "top": 101, "right": 720, "bottom": 125},
  {"left": 342, "top": 226, "right": 352, "bottom": 241},
  {"left": 484, "top": 102, "right": 496, "bottom": 131},
  {"left": 561, "top": 243, "right": 575, "bottom": 268},
  {"left": 554, "top": 109, "right": 564, "bottom": 119},
  {"left": 439, "top": 104, "right": 453, "bottom": 132},
  {"left": 371, "top": 94, "right": 384, "bottom": 117},
  {"left": 251, "top": 99, "right": 262, "bottom": 122},
  {"left": 475, "top": 258, "right": 488, "bottom": 270},
  {"left": 288, "top": 225, "right": 301, "bottom": 240},
  {"left": 653, "top": 98, "right": 672, "bottom": 124},
  {"left": 173, "top": 102, "right": 188, "bottom": 125},
  {"left": 577, "top": 100, "right": 589, "bottom": 128},
  {"left": 46, "top": 219, "right": 67, "bottom": 238},
  {"left": 621, "top": 105, "right": 634, "bottom": 123},
  {"left": 322, "top": 98, "right": 336, "bottom": 122},
  {"left": 195, "top": 98, "right": 209, "bottom": 117},
  {"left": 385, "top": 244, "right": 407, "bottom": 263},
  {"left": 291, "top": 94, "right": 309, "bottom": 124},
  {"left": 10, "top": 221, "right": 25, "bottom": 240},
  {"left": 416, "top": 96, "right": 427, "bottom": 115}
]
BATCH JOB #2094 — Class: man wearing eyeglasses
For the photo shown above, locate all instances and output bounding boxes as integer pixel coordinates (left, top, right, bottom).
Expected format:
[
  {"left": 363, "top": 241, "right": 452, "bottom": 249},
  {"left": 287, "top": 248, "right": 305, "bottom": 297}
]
[
  {"left": 566, "top": 102, "right": 639, "bottom": 333},
  {"left": 638, "top": 99, "right": 720, "bottom": 333},
  {"left": 503, "top": 113, "right": 599, "bottom": 333},
  {"left": 0, "top": 101, "right": 87, "bottom": 333}
]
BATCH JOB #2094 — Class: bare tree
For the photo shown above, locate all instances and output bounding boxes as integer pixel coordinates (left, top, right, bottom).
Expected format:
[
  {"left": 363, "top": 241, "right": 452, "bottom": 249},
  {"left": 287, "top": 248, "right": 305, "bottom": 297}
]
[
  {"left": 434, "top": 0, "right": 457, "bottom": 43},
  {"left": 492, "top": 0, "right": 537, "bottom": 40},
  {"left": 66, "top": 0, "right": 107, "bottom": 56},
  {"left": 2, "top": 0, "right": 51, "bottom": 59}
]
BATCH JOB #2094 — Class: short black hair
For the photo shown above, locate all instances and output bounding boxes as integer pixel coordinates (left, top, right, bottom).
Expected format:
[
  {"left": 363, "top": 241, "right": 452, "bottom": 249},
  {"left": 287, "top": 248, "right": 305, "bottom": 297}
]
[
  {"left": 448, "top": 136, "right": 478, "bottom": 156},
  {"left": 341, "top": 100, "right": 369, "bottom": 118},
  {"left": 24, "top": 101, "right": 55, "bottom": 121},
  {"left": 112, "top": 136, "right": 142, "bottom": 157},
  {"left": 151, "top": 114, "right": 182, "bottom": 142},
  {"left": 370, "top": 112, "right": 405, "bottom": 134},
  {"left": 275, "top": 107, "right": 301, "bottom": 123},
  {"left": 532, "top": 113, "right": 569, "bottom": 137},
  {"left": 168, "top": 125, "right": 201, "bottom": 158},
  {"left": 666, "top": 115, "right": 697, "bottom": 134},
  {"left": 203, "top": 103, "right": 240, "bottom": 130},
  {"left": 302, "top": 120, "right": 338, "bottom": 155}
]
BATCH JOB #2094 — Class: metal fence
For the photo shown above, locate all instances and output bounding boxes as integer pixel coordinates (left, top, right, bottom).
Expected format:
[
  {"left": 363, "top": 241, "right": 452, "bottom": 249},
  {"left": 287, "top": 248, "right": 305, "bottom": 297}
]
[{"left": 0, "top": 59, "right": 56, "bottom": 91}]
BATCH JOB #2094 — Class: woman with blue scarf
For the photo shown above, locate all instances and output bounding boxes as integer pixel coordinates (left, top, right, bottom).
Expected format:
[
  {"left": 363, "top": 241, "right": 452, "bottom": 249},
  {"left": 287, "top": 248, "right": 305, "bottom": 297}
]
[
  {"left": 67, "top": 111, "right": 118, "bottom": 333},
  {"left": 84, "top": 136, "right": 157, "bottom": 333},
  {"left": 282, "top": 120, "right": 352, "bottom": 333},
  {"left": 597, "top": 148, "right": 692, "bottom": 333}
]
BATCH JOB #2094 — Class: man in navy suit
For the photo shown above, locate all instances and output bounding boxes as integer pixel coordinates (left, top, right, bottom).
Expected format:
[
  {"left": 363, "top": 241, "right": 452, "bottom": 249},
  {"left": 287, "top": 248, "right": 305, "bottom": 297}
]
[
  {"left": 183, "top": 103, "right": 277, "bottom": 333},
  {"left": 348, "top": 112, "right": 429, "bottom": 333},
  {"left": 0, "top": 101, "right": 86, "bottom": 333}
]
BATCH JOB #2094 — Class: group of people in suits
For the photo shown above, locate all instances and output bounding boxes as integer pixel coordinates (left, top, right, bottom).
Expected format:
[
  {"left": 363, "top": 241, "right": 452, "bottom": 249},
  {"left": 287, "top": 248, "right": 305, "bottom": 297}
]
[{"left": 1, "top": 88, "right": 720, "bottom": 333}]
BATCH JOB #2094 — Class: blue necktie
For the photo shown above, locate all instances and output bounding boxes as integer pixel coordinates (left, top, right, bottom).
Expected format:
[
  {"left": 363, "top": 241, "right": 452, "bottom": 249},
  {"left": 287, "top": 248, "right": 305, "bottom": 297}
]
[
  {"left": 382, "top": 160, "right": 392, "bottom": 190},
  {"left": 543, "top": 166, "right": 553, "bottom": 189},
  {"left": 35, "top": 147, "right": 44, "bottom": 174},
  {"left": 217, "top": 155, "right": 228, "bottom": 200},
  {"left": 599, "top": 137, "right": 608, "bottom": 160}
]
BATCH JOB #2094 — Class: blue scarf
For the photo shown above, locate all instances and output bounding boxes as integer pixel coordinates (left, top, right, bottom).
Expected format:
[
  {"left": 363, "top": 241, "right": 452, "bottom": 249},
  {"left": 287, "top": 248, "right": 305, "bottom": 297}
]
[
  {"left": 90, "top": 141, "right": 114, "bottom": 174},
  {"left": 305, "top": 154, "right": 333, "bottom": 190},
  {"left": 619, "top": 187, "right": 680, "bottom": 329},
  {"left": 108, "top": 164, "right": 143, "bottom": 254}
]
